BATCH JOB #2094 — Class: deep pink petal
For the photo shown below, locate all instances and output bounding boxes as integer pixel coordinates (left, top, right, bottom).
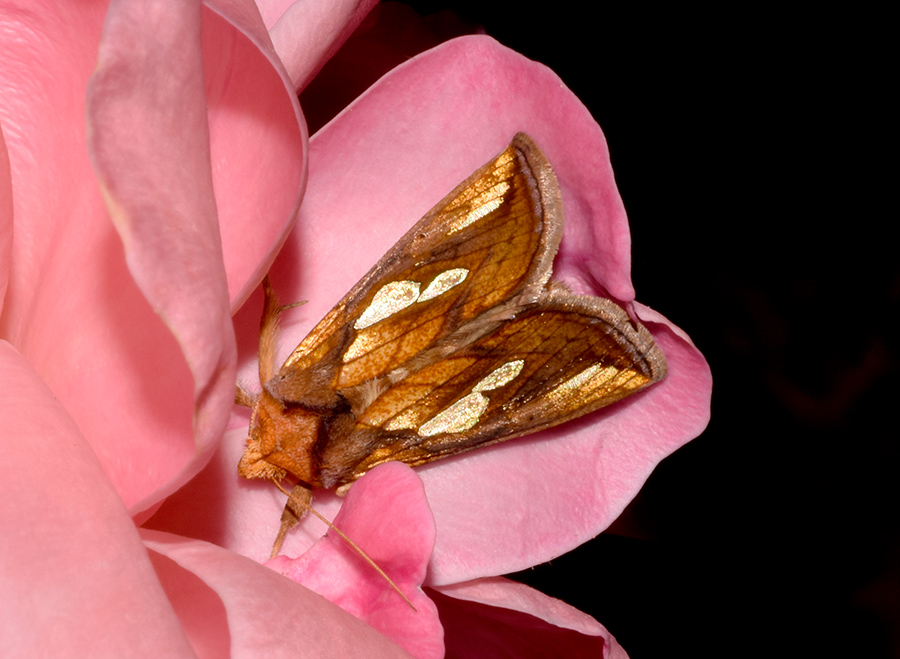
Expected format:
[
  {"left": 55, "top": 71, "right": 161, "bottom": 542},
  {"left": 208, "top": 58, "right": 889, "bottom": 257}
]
[
  {"left": 269, "top": 462, "right": 443, "bottom": 659},
  {"left": 142, "top": 529, "right": 412, "bottom": 658},
  {"left": 264, "top": 0, "right": 379, "bottom": 91},
  {"left": 432, "top": 578, "right": 629, "bottom": 659},
  {"left": 0, "top": 343, "right": 194, "bottom": 656}
]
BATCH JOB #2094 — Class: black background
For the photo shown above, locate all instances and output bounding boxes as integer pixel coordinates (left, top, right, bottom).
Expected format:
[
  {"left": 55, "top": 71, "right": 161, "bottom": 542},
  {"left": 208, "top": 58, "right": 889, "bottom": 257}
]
[{"left": 307, "top": 5, "right": 896, "bottom": 656}]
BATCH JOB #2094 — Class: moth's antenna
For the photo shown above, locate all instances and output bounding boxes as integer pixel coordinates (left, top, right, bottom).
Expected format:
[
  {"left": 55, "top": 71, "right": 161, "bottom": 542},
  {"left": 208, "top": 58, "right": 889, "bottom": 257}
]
[{"left": 271, "top": 480, "right": 416, "bottom": 610}]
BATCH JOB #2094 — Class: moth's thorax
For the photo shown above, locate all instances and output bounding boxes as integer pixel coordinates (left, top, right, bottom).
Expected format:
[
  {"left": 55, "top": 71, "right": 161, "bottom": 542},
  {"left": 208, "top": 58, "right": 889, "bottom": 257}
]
[{"left": 238, "top": 386, "right": 321, "bottom": 486}]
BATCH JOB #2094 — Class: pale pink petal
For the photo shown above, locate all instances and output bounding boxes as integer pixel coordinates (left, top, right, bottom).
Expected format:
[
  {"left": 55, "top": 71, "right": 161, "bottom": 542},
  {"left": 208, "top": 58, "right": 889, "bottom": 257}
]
[
  {"left": 86, "top": 0, "right": 233, "bottom": 516},
  {"left": 0, "top": 0, "right": 306, "bottom": 518},
  {"left": 202, "top": 0, "right": 308, "bottom": 306},
  {"left": 1, "top": 1, "right": 298, "bottom": 517},
  {"left": 142, "top": 529, "right": 412, "bottom": 658},
  {"left": 0, "top": 0, "right": 109, "bottom": 325},
  {"left": 0, "top": 2, "right": 108, "bottom": 329},
  {"left": 0, "top": 343, "right": 194, "bottom": 657},
  {"left": 432, "top": 577, "right": 629, "bottom": 658},
  {"left": 1, "top": 0, "right": 187, "bottom": 513},
  {"left": 1, "top": 0, "right": 303, "bottom": 519},
  {"left": 266, "top": 0, "right": 379, "bottom": 91},
  {"left": 0, "top": 125, "right": 11, "bottom": 307},
  {"left": 269, "top": 462, "right": 443, "bottom": 659}
]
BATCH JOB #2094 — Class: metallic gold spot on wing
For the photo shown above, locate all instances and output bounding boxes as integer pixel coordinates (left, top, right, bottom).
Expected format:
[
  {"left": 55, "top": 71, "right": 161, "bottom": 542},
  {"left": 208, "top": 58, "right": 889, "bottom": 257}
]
[
  {"left": 417, "top": 393, "right": 489, "bottom": 436},
  {"left": 447, "top": 181, "right": 510, "bottom": 234},
  {"left": 413, "top": 360, "right": 524, "bottom": 436},
  {"left": 384, "top": 413, "right": 418, "bottom": 432},
  {"left": 546, "top": 363, "right": 621, "bottom": 401},
  {"left": 417, "top": 268, "right": 469, "bottom": 302},
  {"left": 354, "top": 280, "right": 421, "bottom": 331},
  {"left": 472, "top": 359, "right": 525, "bottom": 393}
]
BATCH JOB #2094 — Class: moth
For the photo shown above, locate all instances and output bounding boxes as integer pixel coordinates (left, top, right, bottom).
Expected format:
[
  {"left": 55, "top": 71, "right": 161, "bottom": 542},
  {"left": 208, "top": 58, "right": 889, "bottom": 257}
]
[{"left": 238, "top": 133, "right": 667, "bottom": 556}]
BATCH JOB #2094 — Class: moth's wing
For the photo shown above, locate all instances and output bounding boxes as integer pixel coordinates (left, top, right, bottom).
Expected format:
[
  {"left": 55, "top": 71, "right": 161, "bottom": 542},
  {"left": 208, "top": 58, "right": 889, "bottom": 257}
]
[
  {"left": 269, "top": 134, "right": 563, "bottom": 402},
  {"left": 319, "top": 288, "right": 668, "bottom": 486}
]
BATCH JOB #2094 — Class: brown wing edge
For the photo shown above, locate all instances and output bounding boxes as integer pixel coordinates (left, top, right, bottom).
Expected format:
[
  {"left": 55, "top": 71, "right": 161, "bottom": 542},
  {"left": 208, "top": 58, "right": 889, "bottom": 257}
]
[
  {"left": 542, "top": 287, "right": 668, "bottom": 386},
  {"left": 502, "top": 133, "right": 565, "bottom": 303}
]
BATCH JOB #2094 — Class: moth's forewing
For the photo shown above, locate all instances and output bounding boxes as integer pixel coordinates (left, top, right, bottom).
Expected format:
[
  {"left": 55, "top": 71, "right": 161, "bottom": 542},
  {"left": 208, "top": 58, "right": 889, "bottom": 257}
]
[
  {"left": 242, "top": 133, "right": 667, "bottom": 500},
  {"left": 266, "top": 135, "right": 561, "bottom": 404}
]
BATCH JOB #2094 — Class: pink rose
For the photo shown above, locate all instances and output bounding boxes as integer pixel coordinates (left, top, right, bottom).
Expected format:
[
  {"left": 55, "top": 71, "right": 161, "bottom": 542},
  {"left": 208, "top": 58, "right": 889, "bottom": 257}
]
[{"left": 0, "top": 1, "right": 711, "bottom": 656}]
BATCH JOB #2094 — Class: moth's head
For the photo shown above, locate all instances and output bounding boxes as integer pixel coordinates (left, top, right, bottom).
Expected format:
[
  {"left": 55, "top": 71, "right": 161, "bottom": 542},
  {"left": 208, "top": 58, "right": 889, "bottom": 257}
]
[
  {"left": 238, "top": 391, "right": 285, "bottom": 482},
  {"left": 237, "top": 386, "right": 320, "bottom": 486}
]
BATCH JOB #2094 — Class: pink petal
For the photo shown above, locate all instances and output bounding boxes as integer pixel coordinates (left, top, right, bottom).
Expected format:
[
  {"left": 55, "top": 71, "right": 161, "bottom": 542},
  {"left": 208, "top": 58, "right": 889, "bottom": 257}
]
[
  {"left": 261, "top": 36, "right": 711, "bottom": 581},
  {"left": 0, "top": 1, "right": 108, "bottom": 328},
  {"left": 86, "top": 0, "right": 241, "bottom": 516},
  {"left": 0, "top": 343, "right": 194, "bottom": 656},
  {"left": 201, "top": 0, "right": 308, "bottom": 306},
  {"left": 1, "top": 0, "right": 190, "bottom": 514},
  {"left": 269, "top": 462, "right": 443, "bottom": 659},
  {"left": 264, "top": 0, "right": 379, "bottom": 91},
  {"left": 2, "top": 0, "right": 304, "bottom": 518},
  {"left": 142, "top": 529, "right": 412, "bottom": 658},
  {"left": 298, "top": 2, "right": 477, "bottom": 133},
  {"left": 0, "top": 125, "right": 11, "bottom": 307},
  {"left": 432, "top": 577, "right": 629, "bottom": 658},
  {"left": 152, "top": 36, "right": 711, "bottom": 585}
]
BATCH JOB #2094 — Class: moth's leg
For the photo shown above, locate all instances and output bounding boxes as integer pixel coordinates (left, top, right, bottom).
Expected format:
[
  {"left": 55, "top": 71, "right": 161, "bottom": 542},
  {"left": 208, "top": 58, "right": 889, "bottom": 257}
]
[
  {"left": 270, "top": 482, "right": 312, "bottom": 558},
  {"left": 234, "top": 384, "right": 255, "bottom": 407},
  {"left": 257, "top": 276, "right": 307, "bottom": 385},
  {"left": 257, "top": 276, "right": 283, "bottom": 384}
]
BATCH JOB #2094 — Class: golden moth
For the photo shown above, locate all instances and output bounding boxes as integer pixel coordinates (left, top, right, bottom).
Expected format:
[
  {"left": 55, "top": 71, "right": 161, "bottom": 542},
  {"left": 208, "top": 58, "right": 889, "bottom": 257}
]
[{"left": 238, "top": 133, "right": 667, "bottom": 555}]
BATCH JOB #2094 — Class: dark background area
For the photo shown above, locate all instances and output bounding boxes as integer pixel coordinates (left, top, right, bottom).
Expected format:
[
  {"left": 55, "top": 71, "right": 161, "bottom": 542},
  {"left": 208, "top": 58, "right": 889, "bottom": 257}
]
[{"left": 306, "top": 5, "right": 896, "bottom": 657}]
